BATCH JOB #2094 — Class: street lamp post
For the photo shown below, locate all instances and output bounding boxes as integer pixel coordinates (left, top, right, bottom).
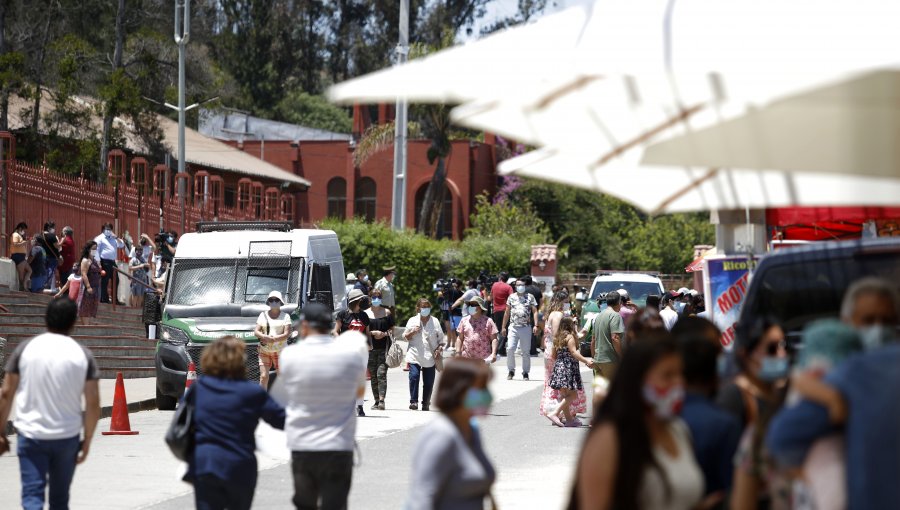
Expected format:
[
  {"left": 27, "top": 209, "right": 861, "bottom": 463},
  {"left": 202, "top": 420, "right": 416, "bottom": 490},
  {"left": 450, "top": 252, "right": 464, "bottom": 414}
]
[
  {"left": 174, "top": 0, "right": 190, "bottom": 235},
  {"left": 390, "top": 0, "right": 409, "bottom": 231}
]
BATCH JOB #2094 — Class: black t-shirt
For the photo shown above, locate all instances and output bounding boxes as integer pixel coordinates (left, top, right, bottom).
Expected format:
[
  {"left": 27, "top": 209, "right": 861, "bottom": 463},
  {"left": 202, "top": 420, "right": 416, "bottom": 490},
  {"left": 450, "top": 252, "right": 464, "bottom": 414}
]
[
  {"left": 368, "top": 312, "right": 395, "bottom": 350},
  {"left": 337, "top": 310, "right": 370, "bottom": 335},
  {"left": 446, "top": 287, "right": 463, "bottom": 316}
]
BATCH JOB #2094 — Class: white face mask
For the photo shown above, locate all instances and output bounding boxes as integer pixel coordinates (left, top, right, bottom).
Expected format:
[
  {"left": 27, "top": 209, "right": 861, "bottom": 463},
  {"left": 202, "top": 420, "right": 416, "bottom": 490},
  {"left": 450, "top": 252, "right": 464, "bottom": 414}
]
[
  {"left": 859, "top": 324, "right": 895, "bottom": 351},
  {"left": 467, "top": 305, "right": 479, "bottom": 315},
  {"left": 419, "top": 307, "right": 431, "bottom": 317},
  {"left": 516, "top": 285, "right": 526, "bottom": 294},
  {"left": 104, "top": 229, "right": 113, "bottom": 237}
]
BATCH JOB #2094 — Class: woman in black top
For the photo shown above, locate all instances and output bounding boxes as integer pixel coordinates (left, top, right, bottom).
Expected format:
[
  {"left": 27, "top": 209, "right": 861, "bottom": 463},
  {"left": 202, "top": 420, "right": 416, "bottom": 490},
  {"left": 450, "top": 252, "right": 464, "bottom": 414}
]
[{"left": 366, "top": 288, "right": 395, "bottom": 410}]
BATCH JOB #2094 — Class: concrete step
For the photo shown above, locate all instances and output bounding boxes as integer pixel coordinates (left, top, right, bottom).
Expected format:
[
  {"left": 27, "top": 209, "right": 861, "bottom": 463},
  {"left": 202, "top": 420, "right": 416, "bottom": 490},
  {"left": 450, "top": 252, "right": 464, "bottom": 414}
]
[
  {"left": 98, "top": 367, "right": 156, "bottom": 379},
  {"left": 0, "top": 303, "right": 143, "bottom": 321},
  {"left": 3, "top": 333, "right": 156, "bottom": 348},
  {"left": 0, "top": 323, "right": 146, "bottom": 337},
  {"left": 0, "top": 286, "right": 144, "bottom": 316},
  {"left": 3, "top": 342, "right": 156, "bottom": 358}
]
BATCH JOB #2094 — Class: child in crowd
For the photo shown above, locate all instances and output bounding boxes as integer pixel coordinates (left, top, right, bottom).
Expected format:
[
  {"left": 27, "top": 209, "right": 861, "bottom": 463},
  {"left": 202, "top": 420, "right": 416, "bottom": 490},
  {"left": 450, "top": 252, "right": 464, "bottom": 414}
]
[{"left": 548, "top": 317, "right": 593, "bottom": 427}]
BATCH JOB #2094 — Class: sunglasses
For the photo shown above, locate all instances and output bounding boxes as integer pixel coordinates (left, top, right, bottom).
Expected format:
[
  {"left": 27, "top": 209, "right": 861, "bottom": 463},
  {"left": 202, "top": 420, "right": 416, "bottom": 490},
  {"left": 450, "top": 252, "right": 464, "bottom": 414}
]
[{"left": 765, "top": 339, "right": 786, "bottom": 356}]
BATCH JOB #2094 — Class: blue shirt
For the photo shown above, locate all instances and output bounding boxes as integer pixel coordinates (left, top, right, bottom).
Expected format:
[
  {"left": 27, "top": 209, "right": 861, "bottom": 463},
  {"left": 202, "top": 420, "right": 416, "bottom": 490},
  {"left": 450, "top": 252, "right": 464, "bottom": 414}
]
[
  {"left": 93, "top": 233, "right": 123, "bottom": 262},
  {"left": 680, "top": 392, "right": 742, "bottom": 495},
  {"left": 766, "top": 344, "right": 900, "bottom": 510},
  {"left": 187, "top": 376, "right": 285, "bottom": 484}
]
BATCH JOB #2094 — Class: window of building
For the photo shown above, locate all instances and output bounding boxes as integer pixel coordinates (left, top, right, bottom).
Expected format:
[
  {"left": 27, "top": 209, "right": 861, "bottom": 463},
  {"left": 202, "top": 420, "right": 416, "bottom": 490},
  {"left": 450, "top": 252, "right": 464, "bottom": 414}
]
[
  {"left": 414, "top": 184, "right": 453, "bottom": 239},
  {"left": 224, "top": 186, "right": 236, "bottom": 208},
  {"left": 354, "top": 177, "right": 377, "bottom": 222},
  {"left": 327, "top": 177, "right": 347, "bottom": 219}
]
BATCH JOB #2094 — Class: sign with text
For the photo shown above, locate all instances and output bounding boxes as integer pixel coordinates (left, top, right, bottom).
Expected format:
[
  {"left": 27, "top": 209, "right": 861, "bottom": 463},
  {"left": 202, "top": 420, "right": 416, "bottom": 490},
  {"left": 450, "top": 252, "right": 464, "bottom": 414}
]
[{"left": 704, "top": 256, "right": 758, "bottom": 349}]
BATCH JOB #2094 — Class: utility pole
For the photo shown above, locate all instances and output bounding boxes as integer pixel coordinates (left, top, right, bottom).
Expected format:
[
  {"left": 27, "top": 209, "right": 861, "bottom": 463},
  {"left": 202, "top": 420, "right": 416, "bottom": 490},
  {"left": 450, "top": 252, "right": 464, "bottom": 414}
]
[
  {"left": 390, "top": 0, "right": 409, "bottom": 230},
  {"left": 174, "top": 0, "right": 190, "bottom": 235}
]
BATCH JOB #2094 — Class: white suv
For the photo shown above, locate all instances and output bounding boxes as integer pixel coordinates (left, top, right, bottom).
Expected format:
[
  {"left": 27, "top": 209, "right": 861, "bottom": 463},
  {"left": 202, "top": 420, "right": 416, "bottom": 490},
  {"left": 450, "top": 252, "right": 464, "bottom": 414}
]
[{"left": 580, "top": 272, "right": 666, "bottom": 326}]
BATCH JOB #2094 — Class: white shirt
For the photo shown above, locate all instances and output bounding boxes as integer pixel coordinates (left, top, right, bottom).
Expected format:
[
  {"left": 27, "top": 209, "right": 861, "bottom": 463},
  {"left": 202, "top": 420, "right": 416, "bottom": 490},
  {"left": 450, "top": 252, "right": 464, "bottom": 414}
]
[
  {"left": 256, "top": 310, "right": 291, "bottom": 354},
  {"left": 5, "top": 333, "right": 100, "bottom": 440},
  {"left": 93, "top": 232, "right": 123, "bottom": 262},
  {"left": 639, "top": 419, "right": 704, "bottom": 510},
  {"left": 459, "top": 289, "right": 480, "bottom": 316},
  {"left": 660, "top": 307, "right": 679, "bottom": 331},
  {"left": 270, "top": 332, "right": 368, "bottom": 452},
  {"left": 404, "top": 315, "right": 444, "bottom": 367}
]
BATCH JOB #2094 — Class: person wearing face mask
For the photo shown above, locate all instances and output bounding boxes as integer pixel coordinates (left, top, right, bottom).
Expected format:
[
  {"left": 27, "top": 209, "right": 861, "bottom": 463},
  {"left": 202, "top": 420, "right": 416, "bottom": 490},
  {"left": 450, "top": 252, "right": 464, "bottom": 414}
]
[
  {"left": 541, "top": 292, "right": 588, "bottom": 423},
  {"left": 336, "top": 289, "right": 372, "bottom": 416},
  {"left": 402, "top": 298, "right": 444, "bottom": 411},
  {"left": 767, "top": 278, "right": 900, "bottom": 510},
  {"left": 10, "top": 222, "right": 32, "bottom": 290},
  {"left": 406, "top": 358, "right": 496, "bottom": 510},
  {"left": 128, "top": 234, "right": 155, "bottom": 309},
  {"left": 92, "top": 222, "right": 124, "bottom": 304},
  {"left": 373, "top": 266, "right": 397, "bottom": 316},
  {"left": 365, "top": 289, "right": 394, "bottom": 411},
  {"left": 38, "top": 221, "right": 62, "bottom": 293},
  {"left": 548, "top": 318, "right": 594, "bottom": 427},
  {"left": 454, "top": 296, "right": 498, "bottom": 364},
  {"left": 713, "top": 316, "right": 789, "bottom": 510},
  {"left": 59, "top": 226, "right": 77, "bottom": 283},
  {"left": 571, "top": 331, "right": 706, "bottom": 510},
  {"left": 253, "top": 291, "right": 291, "bottom": 389},
  {"left": 77, "top": 241, "right": 101, "bottom": 325},
  {"left": 353, "top": 269, "right": 370, "bottom": 294},
  {"left": 501, "top": 279, "right": 539, "bottom": 381}
]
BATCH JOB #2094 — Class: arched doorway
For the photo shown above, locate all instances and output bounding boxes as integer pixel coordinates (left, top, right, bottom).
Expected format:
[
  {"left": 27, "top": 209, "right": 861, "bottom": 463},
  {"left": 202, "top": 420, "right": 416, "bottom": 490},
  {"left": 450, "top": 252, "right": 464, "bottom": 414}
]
[
  {"left": 354, "top": 177, "right": 377, "bottom": 222},
  {"left": 326, "top": 177, "right": 347, "bottom": 219},
  {"left": 415, "top": 183, "right": 453, "bottom": 239}
]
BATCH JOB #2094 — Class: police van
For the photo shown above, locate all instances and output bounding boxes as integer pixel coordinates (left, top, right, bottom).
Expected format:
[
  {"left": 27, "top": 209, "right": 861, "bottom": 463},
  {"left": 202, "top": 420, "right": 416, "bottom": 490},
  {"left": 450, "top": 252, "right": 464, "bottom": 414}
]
[{"left": 154, "top": 222, "right": 346, "bottom": 409}]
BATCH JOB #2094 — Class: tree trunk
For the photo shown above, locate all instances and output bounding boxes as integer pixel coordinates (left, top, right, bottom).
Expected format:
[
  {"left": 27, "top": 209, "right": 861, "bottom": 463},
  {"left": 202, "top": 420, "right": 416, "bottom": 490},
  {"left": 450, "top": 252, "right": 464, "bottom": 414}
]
[
  {"left": 0, "top": 0, "right": 8, "bottom": 132},
  {"left": 99, "top": 0, "right": 126, "bottom": 182},
  {"left": 416, "top": 157, "right": 447, "bottom": 238},
  {"left": 31, "top": 9, "right": 54, "bottom": 133}
]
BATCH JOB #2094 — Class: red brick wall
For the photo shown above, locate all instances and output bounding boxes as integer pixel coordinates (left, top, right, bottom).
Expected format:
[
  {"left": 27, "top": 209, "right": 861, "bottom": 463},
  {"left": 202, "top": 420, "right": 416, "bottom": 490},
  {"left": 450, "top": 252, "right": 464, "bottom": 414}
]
[{"left": 230, "top": 138, "right": 498, "bottom": 239}]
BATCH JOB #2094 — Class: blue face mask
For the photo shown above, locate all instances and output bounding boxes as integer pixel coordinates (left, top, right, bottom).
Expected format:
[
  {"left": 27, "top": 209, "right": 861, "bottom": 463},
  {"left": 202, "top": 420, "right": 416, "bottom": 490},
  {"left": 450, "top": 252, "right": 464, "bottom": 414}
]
[
  {"left": 464, "top": 388, "right": 493, "bottom": 416},
  {"left": 758, "top": 356, "right": 789, "bottom": 382},
  {"left": 420, "top": 308, "right": 431, "bottom": 317},
  {"left": 371, "top": 298, "right": 383, "bottom": 307},
  {"left": 467, "top": 305, "right": 479, "bottom": 315}
]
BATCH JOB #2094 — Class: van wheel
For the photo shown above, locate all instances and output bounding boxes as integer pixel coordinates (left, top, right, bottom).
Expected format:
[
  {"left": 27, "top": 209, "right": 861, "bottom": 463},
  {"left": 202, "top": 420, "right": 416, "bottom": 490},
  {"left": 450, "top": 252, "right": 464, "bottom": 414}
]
[{"left": 156, "top": 386, "right": 177, "bottom": 411}]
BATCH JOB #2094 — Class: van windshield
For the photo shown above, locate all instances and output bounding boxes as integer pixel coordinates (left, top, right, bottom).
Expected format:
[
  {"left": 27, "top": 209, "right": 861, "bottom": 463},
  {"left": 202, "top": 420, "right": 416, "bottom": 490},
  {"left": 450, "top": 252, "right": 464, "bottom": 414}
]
[
  {"left": 590, "top": 281, "right": 662, "bottom": 307},
  {"left": 168, "top": 258, "right": 303, "bottom": 306}
]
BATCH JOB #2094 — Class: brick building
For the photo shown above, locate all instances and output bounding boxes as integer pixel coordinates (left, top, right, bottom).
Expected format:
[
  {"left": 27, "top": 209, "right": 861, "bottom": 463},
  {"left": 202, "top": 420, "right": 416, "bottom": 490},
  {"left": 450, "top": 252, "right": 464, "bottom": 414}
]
[{"left": 203, "top": 107, "right": 499, "bottom": 239}]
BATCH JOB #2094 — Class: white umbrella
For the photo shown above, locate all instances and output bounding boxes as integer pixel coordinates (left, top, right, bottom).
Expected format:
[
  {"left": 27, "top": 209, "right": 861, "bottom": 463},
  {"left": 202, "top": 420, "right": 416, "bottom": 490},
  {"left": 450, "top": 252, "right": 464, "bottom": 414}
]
[{"left": 498, "top": 148, "right": 900, "bottom": 214}]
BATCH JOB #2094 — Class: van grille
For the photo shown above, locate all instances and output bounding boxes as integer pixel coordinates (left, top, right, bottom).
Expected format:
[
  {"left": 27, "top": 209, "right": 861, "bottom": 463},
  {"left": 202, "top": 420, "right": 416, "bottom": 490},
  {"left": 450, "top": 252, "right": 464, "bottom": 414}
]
[{"left": 186, "top": 343, "right": 261, "bottom": 382}]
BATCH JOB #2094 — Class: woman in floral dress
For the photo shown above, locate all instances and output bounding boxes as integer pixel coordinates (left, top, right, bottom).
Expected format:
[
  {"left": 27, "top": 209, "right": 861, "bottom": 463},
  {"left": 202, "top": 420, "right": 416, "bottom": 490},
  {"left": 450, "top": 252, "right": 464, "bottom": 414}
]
[
  {"left": 77, "top": 241, "right": 101, "bottom": 325},
  {"left": 548, "top": 317, "right": 594, "bottom": 427},
  {"left": 541, "top": 292, "right": 588, "bottom": 421}
]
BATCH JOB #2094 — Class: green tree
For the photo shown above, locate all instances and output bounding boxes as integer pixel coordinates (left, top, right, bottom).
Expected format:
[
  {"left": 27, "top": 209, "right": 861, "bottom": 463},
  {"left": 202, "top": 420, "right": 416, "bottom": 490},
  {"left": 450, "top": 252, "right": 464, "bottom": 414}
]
[{"left": 274, "top": 91, "right": 352, "bottom": 134}]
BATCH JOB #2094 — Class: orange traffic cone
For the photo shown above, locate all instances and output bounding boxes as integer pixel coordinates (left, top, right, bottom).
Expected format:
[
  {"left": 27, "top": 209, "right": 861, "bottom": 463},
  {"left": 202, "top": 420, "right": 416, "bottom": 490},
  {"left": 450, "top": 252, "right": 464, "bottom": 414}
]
[
  {"left": 185, "top": 361, "right": 197, "bottom": 394},
  {"left": 102, "top": 372, "right": 139, "bottom": 435}
]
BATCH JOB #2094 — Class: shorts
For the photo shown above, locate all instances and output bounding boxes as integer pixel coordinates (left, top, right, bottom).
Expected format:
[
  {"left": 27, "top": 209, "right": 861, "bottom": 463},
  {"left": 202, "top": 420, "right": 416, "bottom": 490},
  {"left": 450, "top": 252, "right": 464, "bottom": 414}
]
[
  {"left": 11, "top": 253, "right": 25, "bottom": 265},
  {"left": 450, "top": 315, "right": 462, "bottom": 331},
  {"left": 259, "top": 351, "right": 279, "bottom": 372}
]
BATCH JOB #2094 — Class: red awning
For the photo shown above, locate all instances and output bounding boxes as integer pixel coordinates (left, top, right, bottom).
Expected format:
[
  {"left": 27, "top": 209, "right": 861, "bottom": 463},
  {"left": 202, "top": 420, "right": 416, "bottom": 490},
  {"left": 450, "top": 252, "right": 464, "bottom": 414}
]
[{"left": 768, "top": 206, "right": 900, "bottom": 241}]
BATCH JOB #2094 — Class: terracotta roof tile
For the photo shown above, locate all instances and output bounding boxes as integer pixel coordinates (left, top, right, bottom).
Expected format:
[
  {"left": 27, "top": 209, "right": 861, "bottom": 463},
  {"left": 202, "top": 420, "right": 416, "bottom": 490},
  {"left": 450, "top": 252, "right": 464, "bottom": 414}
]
[{"left": 530, "top": 244, "right": 557, "bottom": 263}]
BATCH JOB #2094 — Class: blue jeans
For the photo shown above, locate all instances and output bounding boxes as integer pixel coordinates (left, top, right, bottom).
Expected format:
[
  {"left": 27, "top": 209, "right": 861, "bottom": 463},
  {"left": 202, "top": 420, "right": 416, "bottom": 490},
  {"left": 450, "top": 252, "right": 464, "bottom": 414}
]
[
  {"left": 408, "top": 363, "right": 436, "bottom": 405},
  {"left": 194, "top": 474, "right": 255, "bottom": 510},
  {"left": 18, "top": 435, "right": 80, "bottom": 510}
]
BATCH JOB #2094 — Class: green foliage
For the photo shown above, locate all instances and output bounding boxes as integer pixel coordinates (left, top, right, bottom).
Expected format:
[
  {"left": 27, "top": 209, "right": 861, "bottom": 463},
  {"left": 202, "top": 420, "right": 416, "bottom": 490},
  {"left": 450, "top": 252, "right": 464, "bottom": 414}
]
[
  {"left": 453, "top": 235, "right": 531, "bottom": 281},
  {"left": 321, "top": 218, "right": 446, "bottom": 320},
  {"left": 274, "top": 91, "right": 352, "bottom": 134},
  {"left": 466, "top": 193, "right": 549, "bottom": 243},
  {"left": 512, "top": 178, "right": 713, "bottom": 274}
]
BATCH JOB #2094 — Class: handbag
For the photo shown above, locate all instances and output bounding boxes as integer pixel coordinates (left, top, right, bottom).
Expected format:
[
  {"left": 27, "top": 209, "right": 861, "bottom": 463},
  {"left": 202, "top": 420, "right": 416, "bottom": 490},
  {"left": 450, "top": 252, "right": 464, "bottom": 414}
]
[
  {"left": 579, "top": 341, "right": 592, "bottom": 359},
  {"left": 165, "top": 386, "right": 196, "bottom": 462},
  {"left": 433, "top": 347, "right": 444, "bottom": 372},
  {"left": 386, "top": 334, "right": 404, "bottom": 368}
]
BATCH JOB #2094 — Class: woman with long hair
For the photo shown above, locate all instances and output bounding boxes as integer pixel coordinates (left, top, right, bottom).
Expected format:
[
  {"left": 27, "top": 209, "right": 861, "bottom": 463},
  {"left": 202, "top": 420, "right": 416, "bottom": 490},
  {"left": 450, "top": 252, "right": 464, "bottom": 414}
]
[
  {"left": 570, "top": 332, "right": 705, "bottom": 510},
  {"left": 406, "top": 358, "right": 496, "bottom": 509},
  {"left": 77, "top": 241, "right": 101, "bottom": 325},
  {"left": 541, "top": 292, "right": 589, "bottom": 422},
  {"left": 187, "top": 337, "right": 285, "bottom": 509},
  {"left": 366, "top": 288, "right": 394, "bottom": 410},
  {"left": 402, "top": 297, "right": 444, "bottom": 411},
  {"left": 548, "top": 317, "right": 594, "bottom": 427}
]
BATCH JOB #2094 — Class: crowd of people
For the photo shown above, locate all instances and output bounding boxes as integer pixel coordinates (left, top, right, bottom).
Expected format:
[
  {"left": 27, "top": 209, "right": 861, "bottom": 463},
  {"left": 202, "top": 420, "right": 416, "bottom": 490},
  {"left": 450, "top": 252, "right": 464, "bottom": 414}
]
[{"left": 4, "top": 255, "right": 899, "bottom": 509}]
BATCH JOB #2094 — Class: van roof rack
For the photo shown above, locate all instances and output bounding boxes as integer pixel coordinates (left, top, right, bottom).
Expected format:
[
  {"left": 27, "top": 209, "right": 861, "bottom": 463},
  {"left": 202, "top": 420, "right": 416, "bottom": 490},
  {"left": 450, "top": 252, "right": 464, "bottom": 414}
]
[{"left": 195, "top": 221, "right": 293, "bottom": 233}]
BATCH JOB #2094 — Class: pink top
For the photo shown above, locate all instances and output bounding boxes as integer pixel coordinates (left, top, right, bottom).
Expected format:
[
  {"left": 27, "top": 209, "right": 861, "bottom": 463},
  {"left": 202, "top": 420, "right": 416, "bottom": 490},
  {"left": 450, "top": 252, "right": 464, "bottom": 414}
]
[{"left": 456, "top": 314, "right": 499, "bottom": 360}]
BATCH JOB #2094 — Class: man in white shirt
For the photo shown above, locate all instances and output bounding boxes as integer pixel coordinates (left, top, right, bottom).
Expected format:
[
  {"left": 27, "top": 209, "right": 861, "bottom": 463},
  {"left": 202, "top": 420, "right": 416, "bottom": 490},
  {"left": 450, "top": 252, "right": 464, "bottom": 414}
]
[
  {"left": 271, "top": 303, "right": 368, "bottom": 510},
  {"left": 660, "top": 292, "right": 681, "bottom": 331},
  {"left": 93, "top": 222, "right": 124, "bottom": 304},
  {"left": 0, "top": 298, "right": 101, "bottom": 509},
  {"left": 373, "top": 266, "right": 397, "bottom": 315}
]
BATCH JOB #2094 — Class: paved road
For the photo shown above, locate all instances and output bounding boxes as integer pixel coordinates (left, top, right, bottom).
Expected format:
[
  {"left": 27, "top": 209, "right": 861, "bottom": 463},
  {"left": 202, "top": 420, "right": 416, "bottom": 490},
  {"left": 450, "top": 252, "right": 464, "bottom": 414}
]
[{"left": 0, "top": 357, "right": 593, "bottom": 509}]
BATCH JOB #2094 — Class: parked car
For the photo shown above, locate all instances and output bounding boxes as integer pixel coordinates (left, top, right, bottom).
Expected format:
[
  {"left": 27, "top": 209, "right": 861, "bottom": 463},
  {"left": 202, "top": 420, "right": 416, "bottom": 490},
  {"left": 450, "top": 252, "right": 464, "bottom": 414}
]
[
  {"left": 739, "top": 237, "right": 900, "bottom": 347},
  {"left": 154, "top": 222, "right": 346, "bottom": 410},
  {"left": 579, "top": 272, "right": 666, "bottom": 328}
]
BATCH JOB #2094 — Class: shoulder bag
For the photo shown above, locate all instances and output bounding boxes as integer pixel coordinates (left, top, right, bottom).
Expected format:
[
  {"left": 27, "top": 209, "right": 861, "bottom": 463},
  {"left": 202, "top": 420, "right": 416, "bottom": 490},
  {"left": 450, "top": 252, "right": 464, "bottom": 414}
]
[
  {"left": 165, "top": 386, "right": 196, "bottom": 462},
  {"left": 386, "top": 330, "right": 404, "bottom": 368}
]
